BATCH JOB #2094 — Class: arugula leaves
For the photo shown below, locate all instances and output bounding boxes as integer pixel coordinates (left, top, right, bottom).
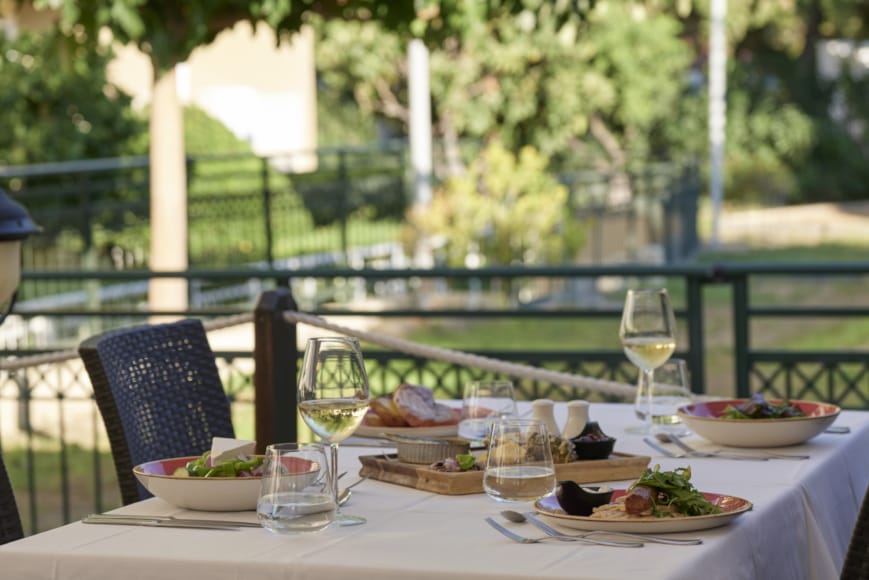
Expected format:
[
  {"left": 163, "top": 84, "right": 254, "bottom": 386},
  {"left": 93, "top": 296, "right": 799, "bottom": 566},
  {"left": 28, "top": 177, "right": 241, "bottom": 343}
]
[
  {"left": 723, "top": 393, "right": 805, "bottom": 419},
  {"left": 184, "top": 451, "right": 263, "bottom": 478},
  {"left": 630, "top": 465, "right": 721, "bottom": 517}
]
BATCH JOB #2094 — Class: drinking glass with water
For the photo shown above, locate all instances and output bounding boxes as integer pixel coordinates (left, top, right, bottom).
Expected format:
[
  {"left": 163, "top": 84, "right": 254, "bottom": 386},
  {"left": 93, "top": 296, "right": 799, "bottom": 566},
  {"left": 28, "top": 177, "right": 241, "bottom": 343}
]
[
  {"left": 640, "top": 358, "right": 693, "bottom": 437},
  {"left": 483, "top": 419, "right": 556, "bottom": 503},
  {"left": 257, "top": 443, "right": 336, "bottom": 534}
]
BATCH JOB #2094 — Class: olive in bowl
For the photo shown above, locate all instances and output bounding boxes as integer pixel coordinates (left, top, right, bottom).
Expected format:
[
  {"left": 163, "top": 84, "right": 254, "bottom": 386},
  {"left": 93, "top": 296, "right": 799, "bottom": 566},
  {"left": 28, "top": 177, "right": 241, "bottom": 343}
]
[
  {"left": 555, "top": 480, "right": 614, "bottom": 516},
  {"left": 570, "top": 421, "right": 616, "bottom": 460}
]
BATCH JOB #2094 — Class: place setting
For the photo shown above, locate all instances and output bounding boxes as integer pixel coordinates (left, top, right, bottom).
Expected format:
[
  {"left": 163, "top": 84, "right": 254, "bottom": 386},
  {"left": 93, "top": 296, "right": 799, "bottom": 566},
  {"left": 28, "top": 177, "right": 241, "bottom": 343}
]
[{"left": 479, "top": 416, "right": 749, "bottom": 546}]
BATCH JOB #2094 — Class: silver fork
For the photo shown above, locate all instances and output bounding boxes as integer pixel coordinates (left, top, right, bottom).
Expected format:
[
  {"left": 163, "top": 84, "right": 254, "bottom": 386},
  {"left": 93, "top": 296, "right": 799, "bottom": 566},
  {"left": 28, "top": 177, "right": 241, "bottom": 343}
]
[
  {"left": 523, "top": 513, "right": 702, "bottom": 545},
  {"left": 484, "top": 518, "right": 642, "bottom": 547},
  {"left": 663, "top": 434, "right": 810, "bottom": 461},
  {"left": 643, "top": 437, "right": 768, "bottom": 461}
]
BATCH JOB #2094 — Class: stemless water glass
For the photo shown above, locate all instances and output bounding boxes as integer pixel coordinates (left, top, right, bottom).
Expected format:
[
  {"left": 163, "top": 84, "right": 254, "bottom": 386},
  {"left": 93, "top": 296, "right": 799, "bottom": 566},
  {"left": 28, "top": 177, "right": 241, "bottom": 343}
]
[
  {"left": 257, "top": 443, "right": 336, "bottom": 534},
  {"left": 457, "top": 379, "right": 517, "bottom": 441},
  {"left": 483, "top": 419, "right": 556, "bottom": 503},
  {"left": 643, "top": 358, "right": 693, "bottom": 437},
  {"left": 298, "top": 336, "right": 370, "bottom": 526},
  {"left": 620, "top": 288, "right": 677, "bottom": 434}
]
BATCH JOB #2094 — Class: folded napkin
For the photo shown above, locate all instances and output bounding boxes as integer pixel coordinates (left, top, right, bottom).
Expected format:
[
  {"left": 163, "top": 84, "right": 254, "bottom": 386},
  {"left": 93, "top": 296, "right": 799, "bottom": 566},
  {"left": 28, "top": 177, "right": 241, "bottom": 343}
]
[{"left": 210, "top": 437, "right": 256, "bottom": 464}]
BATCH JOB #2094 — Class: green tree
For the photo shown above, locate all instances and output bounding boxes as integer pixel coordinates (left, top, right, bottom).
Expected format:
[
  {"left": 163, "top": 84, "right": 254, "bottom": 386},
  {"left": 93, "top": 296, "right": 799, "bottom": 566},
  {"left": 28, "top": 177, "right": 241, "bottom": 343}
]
[
  {"left": 0, "top": 29, "right": 145, "bottom": 165},
  {"left": 30, "top": 0, "right": 427, "bottom": 311},
  {"left": 405, "top": 140, "right": 581, "bottom": 267},
  {"left": 315, "top": 2, "right": 695, "bottom": 175}
]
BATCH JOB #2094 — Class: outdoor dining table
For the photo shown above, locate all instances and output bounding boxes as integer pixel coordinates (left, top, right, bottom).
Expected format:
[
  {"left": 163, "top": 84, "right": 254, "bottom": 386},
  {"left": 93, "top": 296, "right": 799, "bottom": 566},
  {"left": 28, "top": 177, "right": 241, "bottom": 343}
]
[{"left": 1, "top": 401, "right": 867, "bottom": 580}]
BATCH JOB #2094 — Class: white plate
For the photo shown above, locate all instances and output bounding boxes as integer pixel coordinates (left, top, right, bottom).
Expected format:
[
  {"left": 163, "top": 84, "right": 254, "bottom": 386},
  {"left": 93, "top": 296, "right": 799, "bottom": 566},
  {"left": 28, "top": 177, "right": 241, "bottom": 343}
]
[
  {"left": 355, "top": 424, "right": 458, "bottom": 439},
  {"left": 534, "top": 490, "right": 753, "bottom": 534}
]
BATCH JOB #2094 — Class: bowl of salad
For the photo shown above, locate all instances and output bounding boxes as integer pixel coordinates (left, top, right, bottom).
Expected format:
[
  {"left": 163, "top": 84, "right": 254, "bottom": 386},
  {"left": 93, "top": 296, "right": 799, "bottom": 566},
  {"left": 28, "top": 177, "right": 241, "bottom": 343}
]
[
  {"left": 133, "top": 451, "right": 316, "bottom": 511},
  {"left": 677, "top": 394, "right": 840, "bottom": 448}
]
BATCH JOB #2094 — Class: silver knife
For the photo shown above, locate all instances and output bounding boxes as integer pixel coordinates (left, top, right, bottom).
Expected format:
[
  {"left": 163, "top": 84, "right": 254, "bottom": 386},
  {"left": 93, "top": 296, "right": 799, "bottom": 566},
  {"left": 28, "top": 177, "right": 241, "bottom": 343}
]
[
  {"left": 85, "top": 513, "right": 262, "bottom": 527},
  {"left": 82, "top": 515, "right": 244, "bottom": 530}
]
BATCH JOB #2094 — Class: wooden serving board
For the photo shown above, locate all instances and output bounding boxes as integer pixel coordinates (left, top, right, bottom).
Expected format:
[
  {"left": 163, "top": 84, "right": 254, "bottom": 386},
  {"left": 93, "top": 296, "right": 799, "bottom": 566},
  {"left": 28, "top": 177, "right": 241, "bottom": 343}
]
[{"left": 358, "top": 452, "right": 651, "bottom": 496}]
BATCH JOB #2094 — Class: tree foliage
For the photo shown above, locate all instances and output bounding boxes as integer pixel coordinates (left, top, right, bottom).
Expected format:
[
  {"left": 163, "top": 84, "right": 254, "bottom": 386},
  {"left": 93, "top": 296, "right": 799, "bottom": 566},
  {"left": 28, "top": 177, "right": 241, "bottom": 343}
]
[
  {"left": 0, "top": 29, "right": 146, "bottom": 165},
  {"left": 315, "top": 1, "right": 694, "bottom": 173},
  {"left": 317, "top": 0, "right": 869, "bottom": 203},
  {"left": 37, "top": 0, "right": 424, "bottom": 75},
  {"left": 405, "top": 140, "right": 581, "bottom": 266}
]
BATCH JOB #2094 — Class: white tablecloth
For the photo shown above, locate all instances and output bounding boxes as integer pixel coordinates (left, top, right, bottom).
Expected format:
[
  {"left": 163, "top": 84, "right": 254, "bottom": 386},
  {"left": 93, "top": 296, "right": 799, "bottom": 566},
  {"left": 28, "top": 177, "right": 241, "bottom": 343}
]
[{"left": 2, "top": 402, "right": 867, "bottom": 580}]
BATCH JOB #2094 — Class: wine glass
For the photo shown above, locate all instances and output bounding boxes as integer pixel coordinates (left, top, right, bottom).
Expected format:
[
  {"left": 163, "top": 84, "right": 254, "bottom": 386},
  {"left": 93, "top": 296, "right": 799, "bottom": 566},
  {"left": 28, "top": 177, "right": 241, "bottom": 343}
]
[
  {"left": 619, "top": 288, "right": 677, "bottom": 434},
  {"left": 298, "top": 336, "right": 370, "bottom": 526},
  {"left": 457, "top": 380, "right": 517, "bottom": 441}
]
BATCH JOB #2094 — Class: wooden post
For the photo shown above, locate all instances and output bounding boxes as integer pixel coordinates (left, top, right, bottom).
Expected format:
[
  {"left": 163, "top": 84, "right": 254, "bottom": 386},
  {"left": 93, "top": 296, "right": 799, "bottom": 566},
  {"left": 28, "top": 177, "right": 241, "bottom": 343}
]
[{"left": 253, "top": 288, "right": 298, "bottom": 453}]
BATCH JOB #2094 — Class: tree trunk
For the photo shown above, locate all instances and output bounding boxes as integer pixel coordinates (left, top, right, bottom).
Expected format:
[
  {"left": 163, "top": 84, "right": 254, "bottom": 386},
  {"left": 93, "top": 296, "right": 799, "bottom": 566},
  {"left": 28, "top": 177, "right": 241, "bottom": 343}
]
[{"left": 147, "top": 65, "right": 189, "bottom": 317}]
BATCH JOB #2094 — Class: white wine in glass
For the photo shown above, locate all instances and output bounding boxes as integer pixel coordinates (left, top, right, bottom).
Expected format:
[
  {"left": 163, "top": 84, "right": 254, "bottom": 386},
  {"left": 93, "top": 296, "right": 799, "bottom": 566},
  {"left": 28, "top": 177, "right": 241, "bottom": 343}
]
[
  {"left": 298, "top": 337, "right": 370, "bottom": 526},
  {"left": 620, "top": 289, "right": 677, "bottom": 434}
]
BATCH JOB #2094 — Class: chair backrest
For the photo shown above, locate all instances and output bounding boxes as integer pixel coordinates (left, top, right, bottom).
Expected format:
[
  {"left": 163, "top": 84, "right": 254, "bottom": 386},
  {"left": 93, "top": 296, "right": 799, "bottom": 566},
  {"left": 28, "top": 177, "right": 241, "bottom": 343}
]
[
  {"left": 0, "top": 450, "right": 24, "bottom": 545},
  {"left": 841, "top": 484, "right": 869, "bottom": 579},
  {"left": 79, "top": 319, "right": 235, "bottom": 505}
]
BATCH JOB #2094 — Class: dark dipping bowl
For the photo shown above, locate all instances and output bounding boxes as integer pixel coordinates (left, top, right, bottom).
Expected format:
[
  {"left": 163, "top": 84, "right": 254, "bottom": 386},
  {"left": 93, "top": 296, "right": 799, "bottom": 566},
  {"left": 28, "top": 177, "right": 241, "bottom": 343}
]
[
  {"left": 570, "top": 421, "right": 616, "bottom": 460},
  {"left": 556, "top": 481, "right": 614, "bottom": 516}
]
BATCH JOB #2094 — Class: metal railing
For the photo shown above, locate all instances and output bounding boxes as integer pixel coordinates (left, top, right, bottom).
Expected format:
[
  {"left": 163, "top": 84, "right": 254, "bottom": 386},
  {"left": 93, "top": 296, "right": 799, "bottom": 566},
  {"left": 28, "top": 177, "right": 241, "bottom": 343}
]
[{"left": 3, "top": 264, "right": 869, "bottom": 534}]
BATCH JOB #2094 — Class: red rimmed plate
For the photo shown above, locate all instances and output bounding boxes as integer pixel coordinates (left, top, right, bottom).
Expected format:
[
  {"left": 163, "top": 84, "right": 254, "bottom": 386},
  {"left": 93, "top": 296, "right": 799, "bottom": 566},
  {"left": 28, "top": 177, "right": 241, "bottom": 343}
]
[
  {"left": 677, "top": 399, "right": 840, "bottom": 448},
  {"left": 133, "top": 455, "right": 316, "bottom": 512},
  {"left": 534, "top": 490, "right": 752, "bottom": 534}
]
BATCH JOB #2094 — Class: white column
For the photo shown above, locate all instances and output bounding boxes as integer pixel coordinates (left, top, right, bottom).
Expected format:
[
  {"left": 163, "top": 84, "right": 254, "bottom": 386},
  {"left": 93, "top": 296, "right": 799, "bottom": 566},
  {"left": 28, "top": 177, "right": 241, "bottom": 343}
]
[
  {"left": 408, "top": 39, "right": 434, "bottom": 266},
  {"left": 148, "top": 66, "right": 189, "bottom": 317},
  {"left": 709, "top": 0, "right": 727, "bottom": 248}
]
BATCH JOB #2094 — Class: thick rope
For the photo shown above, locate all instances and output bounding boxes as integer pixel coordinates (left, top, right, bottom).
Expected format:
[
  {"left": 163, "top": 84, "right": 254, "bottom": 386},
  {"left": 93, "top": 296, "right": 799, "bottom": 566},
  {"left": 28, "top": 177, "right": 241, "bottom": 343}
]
[
  {"left": 282, "top": 310, "right": 637, "bottom": 398},
  {"left": 0, "top": 313, "right": 254, "bottom": 372}
]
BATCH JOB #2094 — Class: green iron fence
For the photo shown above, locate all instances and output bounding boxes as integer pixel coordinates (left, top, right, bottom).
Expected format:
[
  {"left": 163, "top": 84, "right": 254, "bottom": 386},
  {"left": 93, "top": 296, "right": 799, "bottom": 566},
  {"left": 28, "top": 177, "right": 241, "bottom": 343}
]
[{"left": 2, "top": 263, "right": 869, "bottom": 534}]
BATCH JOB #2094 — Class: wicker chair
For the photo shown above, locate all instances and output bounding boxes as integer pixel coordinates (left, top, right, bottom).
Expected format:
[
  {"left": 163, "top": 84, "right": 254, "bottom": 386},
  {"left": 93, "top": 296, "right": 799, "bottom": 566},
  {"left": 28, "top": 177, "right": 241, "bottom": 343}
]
[
  {"left": 0, "top": 449, "right": 24, "bottom": 545},
  {"left": 841, "top": 484, "right": 869, "bottom": 580},
  {"left": 79, "top": 319, "right": 235, "bottom": 505}
]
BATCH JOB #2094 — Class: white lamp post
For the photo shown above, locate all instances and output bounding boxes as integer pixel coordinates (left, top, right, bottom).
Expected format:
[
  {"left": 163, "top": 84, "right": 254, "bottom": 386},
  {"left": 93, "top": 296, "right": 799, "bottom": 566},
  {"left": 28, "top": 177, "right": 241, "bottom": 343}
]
[{"left": 0, "top": 187, "right": 40, "bottom": 326}]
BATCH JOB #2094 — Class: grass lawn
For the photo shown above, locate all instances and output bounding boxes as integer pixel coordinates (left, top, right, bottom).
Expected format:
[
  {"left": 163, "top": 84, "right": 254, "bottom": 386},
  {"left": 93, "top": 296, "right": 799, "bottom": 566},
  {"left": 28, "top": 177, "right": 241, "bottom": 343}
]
[{"left": 403, "top": 243, "right": 869, "bottom": 398}]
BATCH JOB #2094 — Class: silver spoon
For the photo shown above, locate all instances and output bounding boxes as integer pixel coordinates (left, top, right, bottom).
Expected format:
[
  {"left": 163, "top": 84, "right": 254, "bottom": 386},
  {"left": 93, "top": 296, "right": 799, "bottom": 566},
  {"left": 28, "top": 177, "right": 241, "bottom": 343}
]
[
  {"left": 338, "top": 475, "right": 370, "bottom": 506},
  {"left": 500, "top": 510, "right": 702, "bottom": 546}
]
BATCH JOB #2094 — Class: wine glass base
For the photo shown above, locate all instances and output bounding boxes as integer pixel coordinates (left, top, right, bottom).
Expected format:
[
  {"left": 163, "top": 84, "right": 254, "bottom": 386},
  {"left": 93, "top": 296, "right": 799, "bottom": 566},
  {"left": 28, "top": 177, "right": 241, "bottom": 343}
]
[
  {"left": 652, "top": 426, "right": 692, "bottom": 438},
  {"left": 624, "top": 424, "right": 651, "bottom": 435},
  {"left": 336, "top": 514, "right": 366, "bottom": 526}
]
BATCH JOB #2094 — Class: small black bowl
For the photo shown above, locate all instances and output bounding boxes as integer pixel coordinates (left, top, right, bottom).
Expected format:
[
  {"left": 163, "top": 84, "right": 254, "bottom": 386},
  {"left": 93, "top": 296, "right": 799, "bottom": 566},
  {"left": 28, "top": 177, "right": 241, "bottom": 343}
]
[
  {"left": 555, "top": 480, "right": 614, "bottom": 516},
  {"left": 570, "top": 421, "right": 616, "bottom": 460}
]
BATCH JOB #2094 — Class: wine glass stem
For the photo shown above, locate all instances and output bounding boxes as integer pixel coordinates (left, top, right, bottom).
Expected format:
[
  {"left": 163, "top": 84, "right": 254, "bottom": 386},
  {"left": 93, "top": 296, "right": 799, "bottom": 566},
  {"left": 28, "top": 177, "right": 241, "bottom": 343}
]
[
  {"left": 644, "top": 369, "right": 654, "bottom": 431},
  {"left": 329, "top": 442, "right": 340, "bottom": 511}
]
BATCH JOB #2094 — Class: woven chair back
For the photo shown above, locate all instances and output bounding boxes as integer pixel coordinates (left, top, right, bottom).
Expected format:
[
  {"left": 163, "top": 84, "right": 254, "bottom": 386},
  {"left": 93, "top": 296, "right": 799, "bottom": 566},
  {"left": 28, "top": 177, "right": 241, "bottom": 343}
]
[
  {"left": 79, "top": 319, "right": 235, "bottom": 505},
  {"left": 0, "top": 450, "right": 24, "bottom": 544}
]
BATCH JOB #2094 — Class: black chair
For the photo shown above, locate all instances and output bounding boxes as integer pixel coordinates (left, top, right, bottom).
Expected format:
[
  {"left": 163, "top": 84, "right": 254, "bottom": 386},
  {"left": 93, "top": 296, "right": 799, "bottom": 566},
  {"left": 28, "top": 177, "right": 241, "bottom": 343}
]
[
  {"left": 841, "top": 484, "right": 869, "bottom": 580},
  {"left": 79, "top": 319, "right": 235, "bottom": 505},
  {"left": 0, "top": 449, "right": 24, "bottom": 545}
]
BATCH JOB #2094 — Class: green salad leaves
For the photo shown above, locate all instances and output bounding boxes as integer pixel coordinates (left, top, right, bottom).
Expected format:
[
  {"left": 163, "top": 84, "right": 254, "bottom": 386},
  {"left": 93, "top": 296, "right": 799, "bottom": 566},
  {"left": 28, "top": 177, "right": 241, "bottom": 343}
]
[
  {"left": 630, "top": 465, "right": 721, "bottom": 517},
  {"left": 723, "top": 393, "right": 806, "bottom": 419},
  {"left": 181, "top": 451, "right": 264, "bottom": 478}
]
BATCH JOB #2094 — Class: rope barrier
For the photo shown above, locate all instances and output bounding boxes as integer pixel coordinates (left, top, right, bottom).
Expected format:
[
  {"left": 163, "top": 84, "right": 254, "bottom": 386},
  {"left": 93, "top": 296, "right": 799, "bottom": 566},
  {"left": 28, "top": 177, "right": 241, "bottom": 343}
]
[
  {"left": 0, "top": 314, "right": 255, "bottom": 372},
  {"left": 2, "top": 309, "right": 637, "bottom": 400},
  {"left": 282, "top": 310, "right": 637, "bottom": 398}
]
